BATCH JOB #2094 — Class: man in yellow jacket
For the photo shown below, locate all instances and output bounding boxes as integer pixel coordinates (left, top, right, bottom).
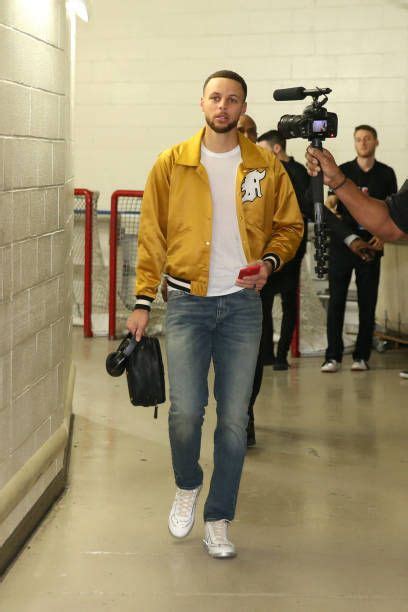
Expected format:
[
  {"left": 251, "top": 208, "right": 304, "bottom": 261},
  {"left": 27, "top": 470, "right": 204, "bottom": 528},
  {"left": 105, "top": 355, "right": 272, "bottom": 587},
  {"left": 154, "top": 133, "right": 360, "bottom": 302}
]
[{"left": 127, "top": 70, "right": 303, "bottom": 559}]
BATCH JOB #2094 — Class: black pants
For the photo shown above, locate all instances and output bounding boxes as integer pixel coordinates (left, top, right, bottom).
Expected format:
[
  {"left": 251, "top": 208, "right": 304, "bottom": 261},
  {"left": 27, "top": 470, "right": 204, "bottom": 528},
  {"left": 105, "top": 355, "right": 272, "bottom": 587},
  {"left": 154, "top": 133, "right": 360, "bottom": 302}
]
[
  {"left": 248, "top": 259, "right": 301, "bottom": 421},
  {"left": 260, "top": 259, "right": 301, "bottom": 362},
  {"left": 326, "top": 246, "right": 381, "bottom": 363}
]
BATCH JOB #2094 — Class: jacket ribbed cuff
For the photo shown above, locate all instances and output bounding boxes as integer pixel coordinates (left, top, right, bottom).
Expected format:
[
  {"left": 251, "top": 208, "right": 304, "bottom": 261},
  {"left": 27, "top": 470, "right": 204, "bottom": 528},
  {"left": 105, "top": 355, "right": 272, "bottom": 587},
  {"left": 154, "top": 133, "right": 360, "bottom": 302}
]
[
  {"left": 262, "top": 253, "right": 281, "bottom": 273},
  {"left": 133, "top": 295, "right": 154, "bottom": 311}
]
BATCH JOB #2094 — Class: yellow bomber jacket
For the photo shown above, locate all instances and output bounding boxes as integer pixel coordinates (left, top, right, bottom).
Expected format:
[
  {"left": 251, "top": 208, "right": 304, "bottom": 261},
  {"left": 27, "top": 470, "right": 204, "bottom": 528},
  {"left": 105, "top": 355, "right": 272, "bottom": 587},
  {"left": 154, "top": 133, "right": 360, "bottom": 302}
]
[{"left": 135, "top": 128, "right": 304, "bottom": 309}]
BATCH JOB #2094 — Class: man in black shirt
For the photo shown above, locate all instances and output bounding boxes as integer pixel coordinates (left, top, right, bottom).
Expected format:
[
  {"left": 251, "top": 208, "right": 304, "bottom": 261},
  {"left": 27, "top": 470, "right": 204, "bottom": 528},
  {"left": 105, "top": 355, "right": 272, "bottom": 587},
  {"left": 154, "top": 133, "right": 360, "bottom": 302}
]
[{"left": 320, "top": 125, "right": 397, "bottom": 373}]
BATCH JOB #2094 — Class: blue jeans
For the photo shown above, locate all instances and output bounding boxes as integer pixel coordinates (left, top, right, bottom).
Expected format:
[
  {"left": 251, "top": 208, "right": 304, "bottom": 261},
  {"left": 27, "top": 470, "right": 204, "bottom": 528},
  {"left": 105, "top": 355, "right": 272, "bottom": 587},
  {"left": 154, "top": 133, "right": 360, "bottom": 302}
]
[{"left": 166, "top": 289, "right": 262, "bottom": 521}]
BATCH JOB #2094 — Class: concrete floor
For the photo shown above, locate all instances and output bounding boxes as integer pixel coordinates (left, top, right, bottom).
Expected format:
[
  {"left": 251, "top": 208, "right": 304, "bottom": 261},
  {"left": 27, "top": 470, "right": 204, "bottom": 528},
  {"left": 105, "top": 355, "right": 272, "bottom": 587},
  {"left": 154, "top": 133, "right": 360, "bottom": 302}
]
[{"left": 1, "top": 328, "right": 408, "bottom": 611}]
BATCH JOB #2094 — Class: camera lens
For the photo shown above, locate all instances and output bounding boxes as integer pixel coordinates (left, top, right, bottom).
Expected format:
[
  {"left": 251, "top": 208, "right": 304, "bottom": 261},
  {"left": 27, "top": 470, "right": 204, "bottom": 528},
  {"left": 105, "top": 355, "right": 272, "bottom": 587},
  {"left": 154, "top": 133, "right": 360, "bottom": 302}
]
[{"left": 277, "top": 115, "right": 307, "bottom": 139}]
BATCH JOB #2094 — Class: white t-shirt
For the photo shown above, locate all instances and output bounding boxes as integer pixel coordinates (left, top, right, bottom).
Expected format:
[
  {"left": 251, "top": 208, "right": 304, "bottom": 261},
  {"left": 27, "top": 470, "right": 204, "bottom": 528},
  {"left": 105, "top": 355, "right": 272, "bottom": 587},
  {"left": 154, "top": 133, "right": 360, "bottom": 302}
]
[{"left": 200, "top": 144, "right": 246, "bottom": 296}]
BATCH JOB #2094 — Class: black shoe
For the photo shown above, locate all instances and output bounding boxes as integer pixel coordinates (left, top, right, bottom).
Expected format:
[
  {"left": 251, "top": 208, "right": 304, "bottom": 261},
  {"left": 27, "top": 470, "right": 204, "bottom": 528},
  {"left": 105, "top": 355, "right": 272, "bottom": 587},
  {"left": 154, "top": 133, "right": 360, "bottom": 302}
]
[
  {"left": 246, "top": 419, "right": 256, "bottom": 447},
  {"left": 273, "top": 360, "right": 289, "bottom": 371}
]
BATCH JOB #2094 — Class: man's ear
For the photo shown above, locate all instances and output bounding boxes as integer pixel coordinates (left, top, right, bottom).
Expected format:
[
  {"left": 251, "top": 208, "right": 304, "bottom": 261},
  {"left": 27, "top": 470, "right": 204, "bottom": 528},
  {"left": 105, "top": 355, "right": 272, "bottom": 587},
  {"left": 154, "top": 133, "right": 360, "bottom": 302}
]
[
  {"left": 200, "top": 97, "right": 204, "bottom": 111},
  {"left": 273, "top": 144, "right": 281, "bottom": 156}
]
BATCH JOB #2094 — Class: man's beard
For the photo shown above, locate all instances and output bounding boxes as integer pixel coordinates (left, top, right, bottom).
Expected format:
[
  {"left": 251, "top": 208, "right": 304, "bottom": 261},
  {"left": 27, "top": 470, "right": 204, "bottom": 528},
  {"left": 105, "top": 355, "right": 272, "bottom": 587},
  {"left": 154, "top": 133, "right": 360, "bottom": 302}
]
[{"left": 205, "top": 115, "right": 238, "bottom": 134}]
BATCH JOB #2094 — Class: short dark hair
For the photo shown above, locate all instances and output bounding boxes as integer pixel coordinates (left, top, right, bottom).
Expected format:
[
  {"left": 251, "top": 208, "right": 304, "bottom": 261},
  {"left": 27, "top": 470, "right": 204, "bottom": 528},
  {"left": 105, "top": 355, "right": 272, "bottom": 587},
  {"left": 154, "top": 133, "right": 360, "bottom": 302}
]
[
  {"left": 354, "top": 124, "right": 377, "bottom": 139},
  {"left": 203, "top": 70, "right": 247, "bottom": 100},
  {"left": 257, "top": 129, "right": 286, "bottom": 151}
]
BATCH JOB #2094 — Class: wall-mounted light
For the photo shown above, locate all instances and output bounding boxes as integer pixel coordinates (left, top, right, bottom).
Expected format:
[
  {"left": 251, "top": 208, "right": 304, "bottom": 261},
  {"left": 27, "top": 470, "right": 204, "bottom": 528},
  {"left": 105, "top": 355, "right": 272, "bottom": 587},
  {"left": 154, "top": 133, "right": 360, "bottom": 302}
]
[{"left": 66, "top": 0, "right": 90, "bottom": 22}]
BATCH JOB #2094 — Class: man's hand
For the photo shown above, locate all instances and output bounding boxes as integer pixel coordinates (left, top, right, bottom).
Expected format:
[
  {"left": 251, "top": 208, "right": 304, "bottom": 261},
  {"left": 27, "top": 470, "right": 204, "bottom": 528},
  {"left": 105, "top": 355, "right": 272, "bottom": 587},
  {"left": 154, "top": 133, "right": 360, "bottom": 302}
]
[
  {"left": 306, "top": 146, "right": 345, "bottom": 189},
  {"left": 348, "top": 238, "right": 375, "bottom": 262},
  {"left": 126, "top": 309, "right": 149, "bottom": 341},
  {"left": 235, "top": 261, "right": 271, "bottom": 291},
  {"left": 368, "top": 236, "right": 384, "bottom": 251}
]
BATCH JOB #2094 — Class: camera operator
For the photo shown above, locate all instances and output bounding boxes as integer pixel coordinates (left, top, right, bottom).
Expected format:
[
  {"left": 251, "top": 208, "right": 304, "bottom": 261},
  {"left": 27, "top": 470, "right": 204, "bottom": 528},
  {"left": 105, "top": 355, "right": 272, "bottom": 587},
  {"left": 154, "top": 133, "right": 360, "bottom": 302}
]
[
  {"left": 308, "top": 126, "right": 397, "bottom": 373},
  {"left": 306, "top": 145, "right": 407, "bottom": 241},
  {"left": 306, "top": 141, "right": 408, "bottom": 380}
]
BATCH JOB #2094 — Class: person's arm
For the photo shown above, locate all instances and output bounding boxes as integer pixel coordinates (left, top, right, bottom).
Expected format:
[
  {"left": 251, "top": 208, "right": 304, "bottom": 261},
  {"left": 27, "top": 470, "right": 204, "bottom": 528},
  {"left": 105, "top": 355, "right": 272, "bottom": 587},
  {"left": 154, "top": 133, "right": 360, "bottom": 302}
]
[
  {"left": 127, "top": 152, "right": 171, "bottom": 339},
  {"left": 306, "top": 146, "right": 405, "bottom": 241},
  {"left": 387, "top": 185, "right": 408, "bottom": 237},
  {"left": 262, "top": 158, "right": 304, "bottom": 269},
  {"left": 134, "top": 153, "right": 170, "bottom": 305}
]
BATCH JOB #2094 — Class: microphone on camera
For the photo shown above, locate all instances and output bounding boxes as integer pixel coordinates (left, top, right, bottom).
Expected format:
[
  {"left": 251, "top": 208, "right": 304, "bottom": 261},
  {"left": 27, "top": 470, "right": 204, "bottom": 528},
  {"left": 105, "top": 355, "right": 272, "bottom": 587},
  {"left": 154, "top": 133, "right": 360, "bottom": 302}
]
[
  {"left": 273, "top": 86, "right": 332, "bottom": 101},
  {"left": 273, "top": 87, "right": 307, "bottom": 101}
]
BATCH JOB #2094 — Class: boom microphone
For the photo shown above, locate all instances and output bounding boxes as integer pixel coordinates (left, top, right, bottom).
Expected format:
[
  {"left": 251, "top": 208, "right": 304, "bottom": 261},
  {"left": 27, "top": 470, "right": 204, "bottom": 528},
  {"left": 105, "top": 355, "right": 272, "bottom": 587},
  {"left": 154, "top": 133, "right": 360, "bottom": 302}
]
[
  {"left": 273, "top": 86, "right": 332, "bottom": 101},
  {"left": 273, "top": 87, "right": 307, "bottom": 101}
]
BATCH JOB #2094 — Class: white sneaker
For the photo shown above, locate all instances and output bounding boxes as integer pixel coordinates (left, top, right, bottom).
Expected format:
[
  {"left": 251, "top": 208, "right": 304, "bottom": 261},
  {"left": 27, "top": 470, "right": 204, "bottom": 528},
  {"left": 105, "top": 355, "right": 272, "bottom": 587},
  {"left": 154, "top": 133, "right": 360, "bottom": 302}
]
[
  {"left": 321, "top": 359, "right": 341, "bottom": 373},
  {"left": 351, "top": 360, "right": 369, "bottom": 371},
  {"left": 168, "top": 485, "right": 201, "bottom": 538},
  {"left": 203, "top": 520, "right": 236, "bottom": 559},
  {"left": 400, "top": 371, "right": 408, "bottom": 379}
]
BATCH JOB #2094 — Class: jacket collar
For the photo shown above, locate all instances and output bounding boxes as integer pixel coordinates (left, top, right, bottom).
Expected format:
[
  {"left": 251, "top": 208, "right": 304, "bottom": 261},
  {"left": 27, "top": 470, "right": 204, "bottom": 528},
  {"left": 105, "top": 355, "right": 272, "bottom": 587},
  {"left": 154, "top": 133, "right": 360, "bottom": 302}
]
[{"left": 175, "top": 127, "right": 268, "bottom": 169}]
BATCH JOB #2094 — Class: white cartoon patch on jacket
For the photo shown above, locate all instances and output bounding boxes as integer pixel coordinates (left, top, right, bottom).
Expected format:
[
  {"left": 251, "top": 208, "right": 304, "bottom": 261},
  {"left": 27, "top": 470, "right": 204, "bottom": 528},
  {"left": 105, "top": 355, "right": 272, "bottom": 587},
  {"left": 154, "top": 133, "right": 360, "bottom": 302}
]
[{"left": 241, "top": 169, "right": 266, "bottom": 203}]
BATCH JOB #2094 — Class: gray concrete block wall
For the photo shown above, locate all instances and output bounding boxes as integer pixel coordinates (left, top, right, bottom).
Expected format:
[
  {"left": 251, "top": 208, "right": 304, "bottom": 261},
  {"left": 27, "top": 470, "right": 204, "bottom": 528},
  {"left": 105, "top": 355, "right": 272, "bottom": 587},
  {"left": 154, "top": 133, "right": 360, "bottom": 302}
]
[
  {"left": 74, "top": 0, "right": 408, "bottom": 210},
  {"left": 0, "top": 0, "right": 74, "bottom": 546}
]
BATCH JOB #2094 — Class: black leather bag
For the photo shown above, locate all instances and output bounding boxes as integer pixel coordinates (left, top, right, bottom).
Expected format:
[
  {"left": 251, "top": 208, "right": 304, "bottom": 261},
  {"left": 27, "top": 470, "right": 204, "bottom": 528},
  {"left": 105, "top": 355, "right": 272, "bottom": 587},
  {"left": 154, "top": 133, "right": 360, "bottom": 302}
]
[
  {"left": 125, "top": 335, "right": 166, "bottom": 418},
  {"left": 106, "top": 334, "right": 166, "bottom": 418}
]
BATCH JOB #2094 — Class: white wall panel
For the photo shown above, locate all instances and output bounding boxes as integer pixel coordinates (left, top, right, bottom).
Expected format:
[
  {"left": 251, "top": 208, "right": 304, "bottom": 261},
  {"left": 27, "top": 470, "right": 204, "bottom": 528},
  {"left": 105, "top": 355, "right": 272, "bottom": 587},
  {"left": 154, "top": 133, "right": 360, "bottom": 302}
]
[
  {"left": 0, "top": 193, "right": 13, "bottom": 246},
  {"left": 0, "top": 0, "right": 62, "bottom": 47},
  {"left": 0, "top": 82, "right": 30, "bottom": 135},
  {"left": 11, "top": 191, "right": 30, "bottom": 241},
  {"left": 0, "top": 26, "right": 65, "bottom": 94},
  {"left": 30, "top": 90, "right": 60, "bottom": 140},
  {"left": 4, "top": 139, "right": 53, "bottom": 190}
]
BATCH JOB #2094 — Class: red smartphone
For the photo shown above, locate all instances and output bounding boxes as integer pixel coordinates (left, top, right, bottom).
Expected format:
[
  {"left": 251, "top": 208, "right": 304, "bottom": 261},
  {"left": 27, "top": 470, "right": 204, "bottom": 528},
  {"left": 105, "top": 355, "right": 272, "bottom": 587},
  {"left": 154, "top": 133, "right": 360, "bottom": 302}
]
[{"left": 238, "top": 264, "right": 261, "bottom": 279}]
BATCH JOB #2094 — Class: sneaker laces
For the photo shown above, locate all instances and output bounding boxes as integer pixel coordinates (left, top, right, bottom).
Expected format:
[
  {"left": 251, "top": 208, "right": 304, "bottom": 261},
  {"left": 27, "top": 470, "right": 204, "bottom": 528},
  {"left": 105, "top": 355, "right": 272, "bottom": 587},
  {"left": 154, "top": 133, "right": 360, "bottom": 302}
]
[
  {"left": 209, "top": 520, "right": 231, "bottom": 544},
  {"left": 173, "top": 488, "right": 197, "bottom": 522}
]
